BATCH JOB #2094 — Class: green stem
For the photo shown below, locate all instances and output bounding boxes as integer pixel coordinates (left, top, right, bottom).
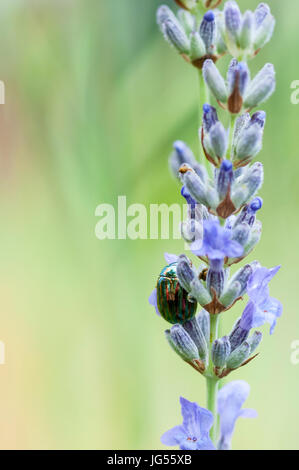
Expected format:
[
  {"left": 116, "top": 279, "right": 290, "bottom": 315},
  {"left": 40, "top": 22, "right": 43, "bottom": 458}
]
[
  {"left": 206, "top": 314, "right": 220, "bottom": 444},
  {"left": 206, "top": 377, "right": 219, "bottom": 444}
]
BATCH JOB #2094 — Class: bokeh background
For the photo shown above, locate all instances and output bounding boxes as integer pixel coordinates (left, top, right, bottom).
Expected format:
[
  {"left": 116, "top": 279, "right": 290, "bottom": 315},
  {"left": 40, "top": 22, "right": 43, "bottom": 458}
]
[{"left": 0, "top": 0, "right": 298, "bottom": 450}]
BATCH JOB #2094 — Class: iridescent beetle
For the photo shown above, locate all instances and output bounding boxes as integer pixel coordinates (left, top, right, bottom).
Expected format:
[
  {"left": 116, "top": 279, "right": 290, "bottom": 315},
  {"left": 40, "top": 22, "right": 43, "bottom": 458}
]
[{"left": 156, "top": 262, "right": 197, "bottom": 324}]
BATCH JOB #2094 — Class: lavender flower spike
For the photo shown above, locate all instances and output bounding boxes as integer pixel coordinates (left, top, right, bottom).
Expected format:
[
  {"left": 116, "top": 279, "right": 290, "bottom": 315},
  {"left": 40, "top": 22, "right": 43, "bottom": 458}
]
[
  {"left": 217, "top": 381, "right": 257, "bottom": 450},
  {"left": 161, "top": 397, "right": 215, "bottom": 450}
]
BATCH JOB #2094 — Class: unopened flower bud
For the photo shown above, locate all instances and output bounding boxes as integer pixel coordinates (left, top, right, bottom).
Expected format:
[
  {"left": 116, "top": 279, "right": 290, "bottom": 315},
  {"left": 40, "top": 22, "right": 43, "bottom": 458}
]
[
  {"left": 243, "top": 220, "right": 262, "bottom": 255},
  {"left": 212, "top": 336, "right": 231, "bottom": 368},
  {"left": 178, "top": 9, "right": 196, "bottom": 36},
  {"left": 226, "top": 341, "right": 251, "bottom": 369},
  {"left": 229, "top": 303, "right": 254, "bottom": 351},
  {"left": 254, "top": 3, "right": 275, "bottom": 50},
  {"left": 232, "top": 164, "right": 264, "bottom": 206},
  {"left": 247, "top": 330, "right": 262, "bottom": 354},
  {"left": 250, "top": 110, "right": 266, "bottom": 128},
  {"left": 227, "top": 60, "right": 249, "bottom": 114},
  {"left": 166, "top": 325, "right": 199, "bottom": 363},
  {"left": 235, "top": 122, "right": 263, "bottom": 162},
  {"left": 224, "top": 1, "right": 242, "bottom": 39},
  {"left": 202, "top": 103, "right": 219, "bottom": 132},
  {"left": 239, "top": 10, "right": 254, "bottom": 50},
  {"left": 190, "top": 278, "right": 212, "bottom": 306},
  {"left": 176, "top": 255, "right": 196, "bottom": 292},
  {"left": 156, "top": 5, "right": 179, "bottom": 32},
  {"left": 203, "top": 59, "right": 227, "bottom": 103},
  {"left": 196, "top": 310, "right": 210, "bottom": 344},
  {"left": 227, "top": 60, "right": 249, "bottom": 97},
  {"left": 235, "top": 197, "right": 263, "bottom": 227},
  {"left": 190, "top": 32, "right": 206, "bottom": 61},
  {"left": 206, "top": 259, "right": 225, "bottom": 298},
  {"left": 183, "top": 317, "right": 208, "bottom": 362},
  {"left": 244, "top": 63, "right": 276, "bottom": 109},
  {"left": 199, "top": 11, "right": 216, "bottom": 54},
  {"left": 179, "top": 165, "right": 208, "bottom": 206},
  {"left": 163, "top": 19, "right": 190, "bottom": 54},
  {"left": 209, "top": 122, "right": 228, "bottom": 159},
  {"left": 217, "top": 160, "right": 234, "bottom": 200},
  {"left": 219, "top": 281, "right": 241, "bottom": 308},
  {"left": 232, "top": 222, "right": 250, "bottom": 247},
  {"left": 228, "top": 264, "right": 253, "bottom": 296},
  {"left": 169, "top": 141, "right": 196, "bottom": 178}
]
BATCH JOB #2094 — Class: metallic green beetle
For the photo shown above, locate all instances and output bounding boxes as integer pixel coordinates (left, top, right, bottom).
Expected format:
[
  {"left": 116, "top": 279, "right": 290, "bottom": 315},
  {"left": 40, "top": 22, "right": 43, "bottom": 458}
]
[{"left": 156, "top": 262, "right": 197, "bottom": 324}]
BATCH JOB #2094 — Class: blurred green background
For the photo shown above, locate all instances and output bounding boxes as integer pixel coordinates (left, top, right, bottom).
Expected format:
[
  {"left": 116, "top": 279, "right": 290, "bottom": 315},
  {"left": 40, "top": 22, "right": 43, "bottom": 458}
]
[{"left": 0, "top": 0, "right": 298, "bottom": 450}]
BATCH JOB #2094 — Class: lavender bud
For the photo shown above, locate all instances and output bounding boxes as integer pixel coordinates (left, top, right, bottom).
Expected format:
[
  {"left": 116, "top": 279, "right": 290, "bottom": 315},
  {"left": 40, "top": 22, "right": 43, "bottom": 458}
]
[
  {"left": 219, "top": 281, "right": 241, "bottom": 308},
  {"left": 169, "top": 140, "right": 196, "bottom": 177},
  {"left": 199, "top": 11, "right": 216, "bottom": 54},
  {"left": 244, "top": 63, "right": 276, "bottom": 109},
  {"left": 232, "top": 222, "right": 251, "bottom": 247},
  {"left": 212, "top": 336, "right": 231, "bottom": 368},
  {"left": 235, "top": 197, "right": 263, "bottom": 227},
  {"left": 180, "top": 165, "right": 208, "bottom": 206},
  {"left": 156, "top": 5, "right": 179, "bottom": 32},
  {"left": 239, "top": 10, "right": 254, "bottom": 50},
  {"left": 177, "top": 255, "right": 196, "bottom": 292},
  {"left": 190, "top": 278, "right": 212, "bottom": 306},
  {"left": 254, "top": 4, "right": 275, "bottom": 50},
  {"left": 224, "top": 1, "right": 242, "bottom": 39},
  {"left": 227, "top": 60, "right": 249, "bottom": 97},
  {"left": 249, "top": 110, "right": 266, "bottom": 128},
  {"left": 202, "top": 103, "right": 219, "bottom": 133},
  {"left": 215, "top": 11, "right": 227, "bottom": 55},
  {"left": 183, "top": 317, "right": 208, "bottom": 362},
  {"left": 226, "top": 341, "right": 251, "bottom": 369},
  {"left": 203, "top": 59, "right": 228, "bottom": 103},
  {"left": 207, "top": 270, "right": 224, "bottom": 299},
  {"left": 229, "top": 264, "right": 253, "bottom": 296},
  {"left": 209, "top": 122, "right": 228, "bottom": 159},
  {"left": 217, "top": 160, "right": 234, "bottom": 200},
  {"left": 232, "top": 113, "right": 251, "bottom": 153},
  {"left": 178, "top": 10, "right": 196, "bottom": 36},
  {"left": 243, "top": 220, "right": 262, "bottom": 255},
  {"left": 244, "top": 167, "right": 264, "bottom": 200},
  {"left": 255, "top": 3, "right": 270, "bottom": 26},
  {"left": 162, "top": 19, "right": 190, "bottom": 55},
  {"left": 166, "top": 325, "right": 199, "bottom": 363},
  {"left": 232, "top": 164, "right": 264, "bottom": 207},
  {"left": 247, "top": 330, "right": 263, "bottom": 354},
  {"left": 197, "top": 310, "right": 210, "bottom": 344},
  {"left": 235, "top": 123, "right": 264, "bottom": 161},
  {"left": 190, "top": 32, "right": 206, "bottom": 61}
]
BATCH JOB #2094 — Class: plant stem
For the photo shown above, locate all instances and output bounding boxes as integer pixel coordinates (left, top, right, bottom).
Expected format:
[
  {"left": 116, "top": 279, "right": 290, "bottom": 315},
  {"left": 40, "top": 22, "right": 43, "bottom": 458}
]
[
  {"left": 206, "top": 314, "right": 220, "bottom": 444},
  {"left": 206, "top": 377, "right": 219, "bottom": 444}
]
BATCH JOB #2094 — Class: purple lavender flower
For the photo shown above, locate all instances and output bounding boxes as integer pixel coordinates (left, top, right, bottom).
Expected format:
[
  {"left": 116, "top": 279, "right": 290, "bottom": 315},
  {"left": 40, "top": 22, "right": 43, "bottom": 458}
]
[
  {"left": 245, "top": 264, "right": 282, "bottom": 334},
  {"left": 194, "top": 219, "right": 243, "bottom": 262},
  {"left": 217, "top": 381, "right": 257, "bottom": 450},
  {"left": 161, "top": 397, "right": 215, "bottom": 450}
]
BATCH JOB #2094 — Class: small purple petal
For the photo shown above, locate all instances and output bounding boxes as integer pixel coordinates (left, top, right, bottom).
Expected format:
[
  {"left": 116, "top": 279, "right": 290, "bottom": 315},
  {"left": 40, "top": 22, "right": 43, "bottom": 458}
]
[
  {"left": 148, "top": 288, "right": 160, "bottom": 317},
  {"left": 160, "top": 426, "right": 185, "bottom": 446},
  {"left": 218, "top": 380, "right": 256, "bottom": 449},
  {"left": 246, "top": 265, "right": 282, "bottom": 334},
  {"left": 164, "top": 253, "right": 179, "bottom": 264},
  {"left": 239, "top": 408, "right": 258, "bottom": 419}
]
